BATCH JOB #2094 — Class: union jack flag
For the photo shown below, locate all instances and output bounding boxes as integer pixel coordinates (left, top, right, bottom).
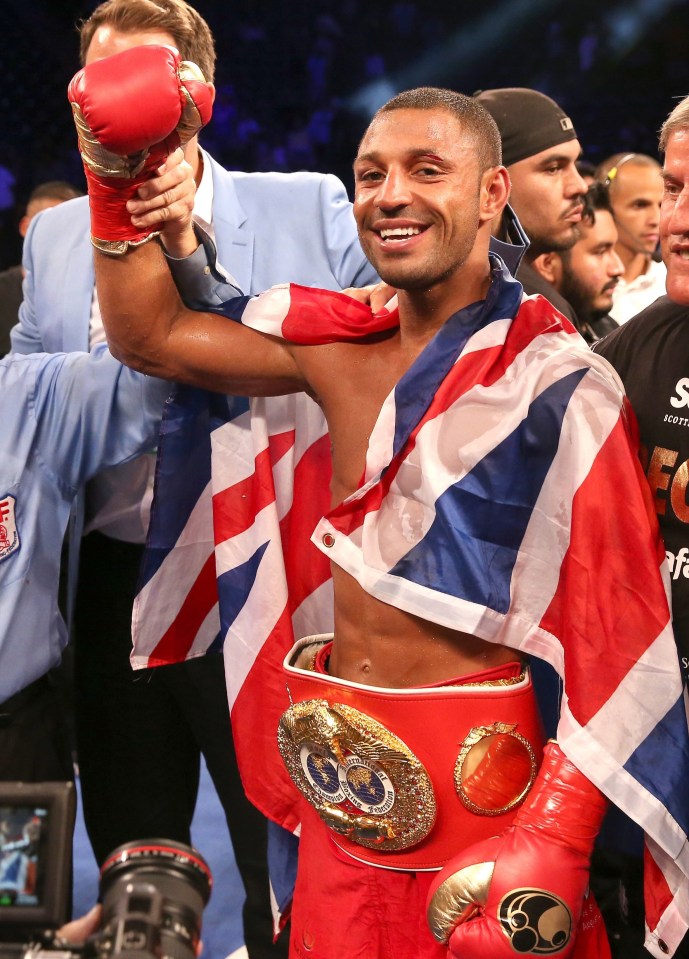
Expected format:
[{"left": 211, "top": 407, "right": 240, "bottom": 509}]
[{"left": 132, "top": 260, "right": 689, "bottom": 956}]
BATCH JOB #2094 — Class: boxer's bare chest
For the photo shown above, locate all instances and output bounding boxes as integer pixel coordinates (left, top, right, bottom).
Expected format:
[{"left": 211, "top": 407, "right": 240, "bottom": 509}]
[{"left": 296, "top": 332, "right": 429, "bottom": 503}]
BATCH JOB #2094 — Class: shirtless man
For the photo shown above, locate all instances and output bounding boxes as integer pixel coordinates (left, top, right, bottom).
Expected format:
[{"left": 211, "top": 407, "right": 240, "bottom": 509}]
[
  {"left": 68, "top": 48, "right": 689, "bottom": 959},
  {"left": 74, "top": 58, "right": 515, "bottom": 690}
]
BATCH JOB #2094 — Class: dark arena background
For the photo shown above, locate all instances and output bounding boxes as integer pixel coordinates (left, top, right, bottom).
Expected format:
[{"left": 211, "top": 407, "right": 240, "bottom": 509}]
[{"left": 1, "top": 0, "right": 688, "bottom": 269}]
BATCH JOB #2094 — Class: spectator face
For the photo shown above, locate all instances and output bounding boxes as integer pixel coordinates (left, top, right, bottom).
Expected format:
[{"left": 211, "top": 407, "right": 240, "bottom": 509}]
[
  {"left": 610, "top": 163, "right": 662, "bottom": 258},
  {"left": 19, "top": 197, "right": 69, "bottom": 238},
  {"left": 506, "top": 140, "right": 587, "bottom": 256},
  {"left": 560, "top": 210, "right": 624, "bottom": 317},
  {"left": 661, "top": 129, "right": 689, "bottom": 305},
  {"left": 353, "top": 107, "right": 484, "bottom": 290}
]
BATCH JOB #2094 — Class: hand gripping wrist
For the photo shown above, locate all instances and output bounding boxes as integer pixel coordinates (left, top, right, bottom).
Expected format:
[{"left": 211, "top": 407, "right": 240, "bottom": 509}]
[
  {"left": 68, "top": 44, "right": 213, "bottom": 254},
  {"left": 427, "top": 741, "right": 607, "bottom": 957}
]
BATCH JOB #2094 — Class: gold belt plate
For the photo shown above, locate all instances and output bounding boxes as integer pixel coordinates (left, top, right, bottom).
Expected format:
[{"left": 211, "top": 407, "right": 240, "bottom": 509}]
[{"left": 278, "top": 699, "right": 436, "bottom": 851}]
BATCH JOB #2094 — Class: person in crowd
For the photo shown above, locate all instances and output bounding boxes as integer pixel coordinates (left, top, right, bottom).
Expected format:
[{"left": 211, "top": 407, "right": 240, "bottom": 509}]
[
  {"left": 0, "top": 181, "right": 81, "bottom": 356},
  {"left": 474, "top": 87, "right": 588, "bottom": 333},
  {"left": 594, "top": 152, "right": 665, "bottom": 324},
  {"left": 593, "top": 95, "right": 689, "bottom": 959},
  {"left": 576, "top": 158, "right": 596, "bottom": 187},
  {"left": 69, "top": 47, "right": 689, "bottom": 957},
  {"left": 9, "top": 1, "right": 377, "bottom": 954},
  {"left": 530, "top": 182, "right": 622, "bottom": 342}
]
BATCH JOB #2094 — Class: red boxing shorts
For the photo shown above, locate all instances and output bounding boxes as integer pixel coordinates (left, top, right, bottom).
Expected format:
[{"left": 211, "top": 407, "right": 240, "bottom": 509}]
[{"left": 280, "top": 636, "right": 610, "bottom": 959}]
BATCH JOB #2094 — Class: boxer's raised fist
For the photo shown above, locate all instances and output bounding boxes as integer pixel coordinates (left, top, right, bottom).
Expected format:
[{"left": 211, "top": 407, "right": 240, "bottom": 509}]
[
  {"left": 427, "top": 742, "right": 609, "bottom": 958},
  {"left": 68, "top": 44, "right": 213, "bottom": 253}
]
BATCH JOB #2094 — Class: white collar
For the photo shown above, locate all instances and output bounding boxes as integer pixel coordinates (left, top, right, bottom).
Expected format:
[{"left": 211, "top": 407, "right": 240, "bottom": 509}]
[{"left": 193, "top": 147, "right": 214, "bottom": 235}]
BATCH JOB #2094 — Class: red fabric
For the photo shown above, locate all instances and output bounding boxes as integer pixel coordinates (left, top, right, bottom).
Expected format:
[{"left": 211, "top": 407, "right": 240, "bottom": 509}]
[
  {"left": 290, "top": 801, "right": 610, "bottom": 959},
  {"left": 540, "top": 414, "right": 671, "bottom": 726},
  {"left": 570, "top": 895, "right": 612, "bottom": 959},
  {"left": 290, "top": 801, "right": 446, "bottom": 959},
  {"left": 643, "top": 843, "right": 674, "bottom": 936}
]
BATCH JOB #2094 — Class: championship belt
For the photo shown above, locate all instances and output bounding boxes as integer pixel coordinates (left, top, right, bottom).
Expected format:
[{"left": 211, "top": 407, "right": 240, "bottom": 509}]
[{"left": 278, "top": 636, "right": 544, "bottom": 871}]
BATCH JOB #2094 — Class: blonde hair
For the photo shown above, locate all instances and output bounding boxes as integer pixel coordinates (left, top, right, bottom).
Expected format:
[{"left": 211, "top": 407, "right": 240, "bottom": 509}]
[{"left": 659, "top": 95, "right": 689, "bottom": 154}]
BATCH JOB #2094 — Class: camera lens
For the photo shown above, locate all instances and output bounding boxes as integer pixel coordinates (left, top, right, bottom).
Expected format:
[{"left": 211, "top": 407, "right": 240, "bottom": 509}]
[{"left": 98, "top": 840, "right": 212, "bottom": 959}]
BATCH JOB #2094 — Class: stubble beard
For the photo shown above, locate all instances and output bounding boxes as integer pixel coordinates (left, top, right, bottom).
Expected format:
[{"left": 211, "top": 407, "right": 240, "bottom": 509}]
[
  {"left": 365, "top": 235, "right": 476, "bottom": 293},
  {"left": 559, "top": 271, "right": 610, "bottom": 322},
  {"left": 526, "top": 223, "right": 581, "bottom": 260}
]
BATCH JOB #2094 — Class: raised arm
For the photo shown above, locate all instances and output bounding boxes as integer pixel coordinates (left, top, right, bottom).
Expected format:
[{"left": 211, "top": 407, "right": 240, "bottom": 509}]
[
  {"left": 70, "top": 44, "right": 306, "bottom": 397},
  {"left": 94, "top": 233, "right": 305, "bottom": 396}
]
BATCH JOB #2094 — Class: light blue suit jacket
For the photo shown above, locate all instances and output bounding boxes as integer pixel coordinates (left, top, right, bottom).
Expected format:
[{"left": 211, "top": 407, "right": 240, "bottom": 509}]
[{"left": 11, "top": 151, "right": 376, "bottom": 355}]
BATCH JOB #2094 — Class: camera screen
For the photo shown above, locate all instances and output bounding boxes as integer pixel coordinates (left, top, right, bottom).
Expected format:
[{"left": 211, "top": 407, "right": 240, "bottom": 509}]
[{"left": 0, "top": 804, "right": 49, "bottom": 910}]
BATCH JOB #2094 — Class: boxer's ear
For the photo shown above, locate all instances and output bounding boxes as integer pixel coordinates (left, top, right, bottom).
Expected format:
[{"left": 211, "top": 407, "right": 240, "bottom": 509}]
[{"left": 479, "top": 166, "right": 510, "bottom": 224}]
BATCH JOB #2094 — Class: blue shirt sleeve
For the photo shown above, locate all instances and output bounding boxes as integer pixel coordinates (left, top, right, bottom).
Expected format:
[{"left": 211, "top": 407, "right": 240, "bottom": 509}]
[
  {"left": 29, "top": 346, "right": 170, "bottom": 490},
  {"left": 166, "top": 226, "right": 245, "bottom": 308}
]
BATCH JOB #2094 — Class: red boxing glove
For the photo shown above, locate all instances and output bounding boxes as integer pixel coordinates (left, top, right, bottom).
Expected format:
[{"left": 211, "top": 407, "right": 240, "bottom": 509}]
[
  {"left": 427, "top": 742, "right": 608, "bottom": 957},
  {"left": 68, "top": 44, "right": 213, "bottom": 254}
]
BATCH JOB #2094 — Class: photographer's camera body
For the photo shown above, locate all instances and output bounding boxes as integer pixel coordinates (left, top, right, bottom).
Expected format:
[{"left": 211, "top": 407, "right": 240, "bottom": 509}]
[{"left": 0, "top": 784, "right": 211, "bottom": 959}]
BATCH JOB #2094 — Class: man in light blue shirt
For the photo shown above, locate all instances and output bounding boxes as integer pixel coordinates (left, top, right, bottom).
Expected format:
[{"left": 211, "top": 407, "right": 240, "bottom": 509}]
[{"left": 0, "top": 346, "right": 167, "bottom": 781}]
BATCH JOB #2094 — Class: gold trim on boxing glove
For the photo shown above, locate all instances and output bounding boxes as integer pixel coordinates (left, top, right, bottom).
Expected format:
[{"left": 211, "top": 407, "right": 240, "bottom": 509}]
[
  {"left": 454, "top": 722, "right": 537, "bottom": 816},
  {"left": 91, "top": 231, "right": 161, "bottom": 256},
  {"left": 277, "top": 699, "right": 436, "bottom": 851},
  {"left": 427, "top": 859, "right": 495, "bottom": 942},
  {"left": 179, "top": 61, "right": 207, "bottom": 83},
  {"left": 177, "top": 61, "right": 208, "bottom": 146},
  {"left": 70, "top": 104, "right": 148, "bottom": 179}
]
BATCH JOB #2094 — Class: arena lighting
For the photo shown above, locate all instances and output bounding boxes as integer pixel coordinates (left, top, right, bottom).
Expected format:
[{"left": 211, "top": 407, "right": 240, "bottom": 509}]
[
  {"left": 346, "top": 0, "right": 562, "bottom": 117},
  {"left": 603, "top": 0, "right": 681, "bottom": 56}
]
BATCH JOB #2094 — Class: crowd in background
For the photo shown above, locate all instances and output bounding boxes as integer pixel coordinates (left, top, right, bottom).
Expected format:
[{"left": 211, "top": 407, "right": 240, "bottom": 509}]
[{"left": 1, "top": 0, "right": 688, "bottom": 270}]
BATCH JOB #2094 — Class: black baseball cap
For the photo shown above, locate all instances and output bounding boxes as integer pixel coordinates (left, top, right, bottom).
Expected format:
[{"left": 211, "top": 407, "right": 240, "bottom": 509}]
[{"left": 474, "top": 88, "right": 577, "bottom": 166}]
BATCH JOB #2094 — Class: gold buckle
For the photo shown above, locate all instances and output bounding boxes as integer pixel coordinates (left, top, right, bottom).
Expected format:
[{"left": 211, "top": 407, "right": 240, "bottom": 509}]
[{"left": 278, "top": 699, "right": 436, "bottom": 851}]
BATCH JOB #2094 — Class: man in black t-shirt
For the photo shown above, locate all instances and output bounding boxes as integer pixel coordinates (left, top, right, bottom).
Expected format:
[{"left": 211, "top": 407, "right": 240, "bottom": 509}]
[
  {"left": 596, "top": 107, "right": 689, "bottom": 690},
  {"left": 594, "top": 95, "right": 689, "bottom": 959},
  {"left": 596, "top": 295, "right": 689, "bottom": 685}
]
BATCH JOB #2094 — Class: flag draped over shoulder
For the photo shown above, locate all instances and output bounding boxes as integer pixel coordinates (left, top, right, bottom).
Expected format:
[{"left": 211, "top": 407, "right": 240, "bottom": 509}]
[
  {"left": 133, "top": 257, "right": 689, "bottom": 957},
  {"left": 132, "top": 384, "right": 334, "bottom": 928}
]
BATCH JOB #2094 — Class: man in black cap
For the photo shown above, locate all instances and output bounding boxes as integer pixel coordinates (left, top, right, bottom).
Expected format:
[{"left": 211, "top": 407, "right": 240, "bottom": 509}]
[{"left": 475, "top": 87, "right": 589, "bottom": 332}]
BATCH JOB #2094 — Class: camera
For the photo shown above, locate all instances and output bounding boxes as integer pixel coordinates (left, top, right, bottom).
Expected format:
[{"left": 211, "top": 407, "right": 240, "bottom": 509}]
[{"left": 0, "top": 783, "right": 212, "bottom": 959}]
